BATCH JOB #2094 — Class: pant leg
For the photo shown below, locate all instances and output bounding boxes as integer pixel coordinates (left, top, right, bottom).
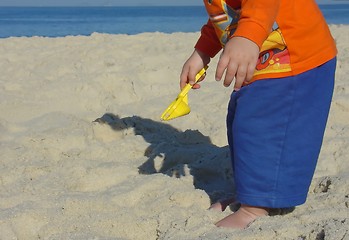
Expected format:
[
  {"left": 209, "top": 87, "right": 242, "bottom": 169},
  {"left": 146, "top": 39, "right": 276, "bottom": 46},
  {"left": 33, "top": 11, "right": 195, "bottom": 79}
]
[{"left": 226, "top": 58, "right": 336, "bottom": 208}]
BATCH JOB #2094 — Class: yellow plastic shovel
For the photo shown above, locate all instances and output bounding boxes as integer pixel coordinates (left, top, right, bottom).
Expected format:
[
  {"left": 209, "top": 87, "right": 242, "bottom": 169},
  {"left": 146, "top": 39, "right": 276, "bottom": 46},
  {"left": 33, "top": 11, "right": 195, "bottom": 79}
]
[{"left": 161, "top": 66, "right": 208, "bottom": 121}]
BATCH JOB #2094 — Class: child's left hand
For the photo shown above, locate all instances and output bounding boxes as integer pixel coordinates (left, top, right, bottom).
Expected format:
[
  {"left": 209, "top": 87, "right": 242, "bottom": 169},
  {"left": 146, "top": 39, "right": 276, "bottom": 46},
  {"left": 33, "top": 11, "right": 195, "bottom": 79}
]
[{"left": 215, "top": 37, "right": 259, "bottom": 91}]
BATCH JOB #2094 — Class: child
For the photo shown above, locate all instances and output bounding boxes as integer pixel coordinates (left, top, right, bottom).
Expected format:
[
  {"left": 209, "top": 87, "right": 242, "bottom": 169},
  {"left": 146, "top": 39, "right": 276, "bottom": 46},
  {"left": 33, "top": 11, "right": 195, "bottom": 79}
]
[{"left": 180, "top": 0, "right": 337, "bottom": 229}]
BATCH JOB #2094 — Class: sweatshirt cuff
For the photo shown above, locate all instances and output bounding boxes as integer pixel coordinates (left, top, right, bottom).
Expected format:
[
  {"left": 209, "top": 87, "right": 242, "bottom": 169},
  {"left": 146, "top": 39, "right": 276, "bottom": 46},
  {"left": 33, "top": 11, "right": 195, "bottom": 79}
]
[
  {"left": 194, "top": 22, "right": 223, "bottom": 58},
  {"left": 232, "top": 20, "right": 269, "bottom": 49},
  {"left": 195, "top": 35, "right": 222, "bottom": 58}
]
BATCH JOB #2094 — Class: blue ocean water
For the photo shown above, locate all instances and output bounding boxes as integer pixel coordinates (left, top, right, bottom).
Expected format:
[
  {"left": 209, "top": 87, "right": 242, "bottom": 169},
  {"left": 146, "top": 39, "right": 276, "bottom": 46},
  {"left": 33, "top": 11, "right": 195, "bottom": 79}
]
[
  {"left": 0, "top": 4, "right": 348, "bottom": 38},
  {"left": 0, "top": 6, "right": 207, "bottom": 38}
]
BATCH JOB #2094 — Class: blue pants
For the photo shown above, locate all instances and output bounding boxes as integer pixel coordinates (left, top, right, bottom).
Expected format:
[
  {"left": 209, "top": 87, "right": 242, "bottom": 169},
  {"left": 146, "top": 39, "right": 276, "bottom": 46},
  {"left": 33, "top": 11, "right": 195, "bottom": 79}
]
[{"left": 226, "top": 58, "right": 336, "bottom": 208}]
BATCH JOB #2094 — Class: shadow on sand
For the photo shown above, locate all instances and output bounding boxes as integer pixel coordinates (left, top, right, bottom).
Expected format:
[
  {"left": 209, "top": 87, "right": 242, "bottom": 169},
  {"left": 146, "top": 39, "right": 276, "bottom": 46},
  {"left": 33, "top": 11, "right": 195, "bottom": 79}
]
[{"left": 94, "top": 113, "right": 235, "bottom": 204}]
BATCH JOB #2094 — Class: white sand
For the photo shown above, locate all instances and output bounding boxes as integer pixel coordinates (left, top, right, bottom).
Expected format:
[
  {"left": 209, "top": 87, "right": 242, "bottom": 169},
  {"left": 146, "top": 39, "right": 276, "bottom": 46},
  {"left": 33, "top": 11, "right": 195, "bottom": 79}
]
[{"left": 0, "top": 25, "right": 348, "bottom": 239}]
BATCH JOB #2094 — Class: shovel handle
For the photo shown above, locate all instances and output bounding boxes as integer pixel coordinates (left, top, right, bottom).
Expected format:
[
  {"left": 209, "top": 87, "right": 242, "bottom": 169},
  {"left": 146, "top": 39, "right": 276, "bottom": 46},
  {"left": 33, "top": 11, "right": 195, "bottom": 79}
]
[{"left": 178, "top": 66, "right": 208, "bottom": 97}]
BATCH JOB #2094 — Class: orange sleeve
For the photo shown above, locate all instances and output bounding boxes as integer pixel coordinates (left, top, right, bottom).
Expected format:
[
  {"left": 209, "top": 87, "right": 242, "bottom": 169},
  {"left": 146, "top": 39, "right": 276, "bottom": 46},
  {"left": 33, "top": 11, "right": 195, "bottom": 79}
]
[
  {"left": 194, "top": 20, "right": 223, "bottom": 58},
  {"left": 233, "top": 0, "right": 280, "bottom": 49}
]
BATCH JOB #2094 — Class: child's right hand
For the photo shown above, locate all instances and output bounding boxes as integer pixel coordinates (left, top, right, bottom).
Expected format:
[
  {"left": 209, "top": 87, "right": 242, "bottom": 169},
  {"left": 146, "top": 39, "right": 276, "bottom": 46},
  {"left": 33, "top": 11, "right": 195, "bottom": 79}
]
[{"left": 180, "top": 49, "right": 210, "bottom": 90}]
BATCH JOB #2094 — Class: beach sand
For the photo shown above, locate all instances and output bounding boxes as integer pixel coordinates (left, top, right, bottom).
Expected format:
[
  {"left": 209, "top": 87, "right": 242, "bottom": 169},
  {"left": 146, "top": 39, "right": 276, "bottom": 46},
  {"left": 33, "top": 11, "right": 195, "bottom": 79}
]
[{"left": 0, "top": 25, "right": 348, "bottom": 239}]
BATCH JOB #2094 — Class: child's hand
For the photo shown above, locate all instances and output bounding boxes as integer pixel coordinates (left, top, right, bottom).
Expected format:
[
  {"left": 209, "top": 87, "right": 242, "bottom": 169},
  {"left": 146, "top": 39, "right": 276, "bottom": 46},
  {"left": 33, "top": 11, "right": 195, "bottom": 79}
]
[
  {"left": 180, "top": 50, "right": 210, "bottom": 90},
  {"left": 215, "top": 37, "right": 259, "bottom": 91}
]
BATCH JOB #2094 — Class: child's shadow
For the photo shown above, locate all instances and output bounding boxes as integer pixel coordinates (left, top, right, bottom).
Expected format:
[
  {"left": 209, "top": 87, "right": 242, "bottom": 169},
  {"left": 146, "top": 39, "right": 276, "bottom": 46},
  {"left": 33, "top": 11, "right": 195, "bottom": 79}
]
[{"left": 94, "top": 113, "right": 235, "bottom": 203}]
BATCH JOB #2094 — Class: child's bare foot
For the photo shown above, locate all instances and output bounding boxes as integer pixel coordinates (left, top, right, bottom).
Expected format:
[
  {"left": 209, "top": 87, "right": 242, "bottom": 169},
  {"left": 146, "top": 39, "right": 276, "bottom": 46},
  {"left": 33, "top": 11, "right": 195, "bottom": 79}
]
[
  {"left": 209, "top": 198, "right": 239, "bottom": 211},
  {"left": 215, "top": 204, "right": 268, "bottom": 229}
]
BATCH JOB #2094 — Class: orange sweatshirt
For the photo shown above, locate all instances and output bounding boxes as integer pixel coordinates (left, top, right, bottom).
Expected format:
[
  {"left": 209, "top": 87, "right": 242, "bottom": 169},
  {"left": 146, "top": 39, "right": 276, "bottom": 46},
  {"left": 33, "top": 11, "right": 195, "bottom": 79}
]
[{"left": 195, "top": 0, "right": 337, "bottom": 81}]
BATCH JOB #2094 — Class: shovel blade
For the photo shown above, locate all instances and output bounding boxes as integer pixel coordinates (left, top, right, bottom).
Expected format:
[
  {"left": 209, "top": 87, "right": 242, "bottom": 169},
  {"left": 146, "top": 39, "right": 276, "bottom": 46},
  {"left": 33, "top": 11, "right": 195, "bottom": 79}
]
[
  {"left": 161, "top": 95, "right": 190, "bottom": 121},
  {"left": 160, "top": 66, "right": 208, "bottom": 121}
]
